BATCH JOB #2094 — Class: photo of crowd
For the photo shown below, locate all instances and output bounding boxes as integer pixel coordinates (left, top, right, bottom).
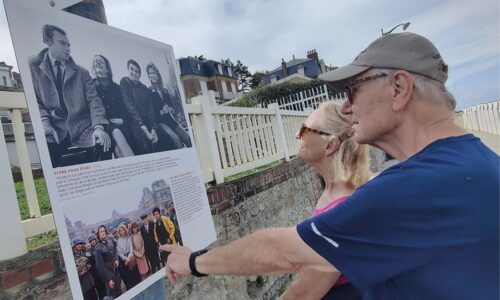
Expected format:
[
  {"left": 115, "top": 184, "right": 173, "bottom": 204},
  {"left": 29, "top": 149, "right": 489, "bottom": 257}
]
[
  {"left": 65, "top": 179, "right": 181, "bottom": 299},
  {"left": 28, "top": 24, "right": 191, "bottom": 168}
]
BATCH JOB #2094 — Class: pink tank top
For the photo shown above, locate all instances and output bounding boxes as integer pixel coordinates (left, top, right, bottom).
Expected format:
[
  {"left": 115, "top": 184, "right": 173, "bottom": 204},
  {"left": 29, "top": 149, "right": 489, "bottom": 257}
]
[
  {"left": 311, "top": 195, "right": 350, "bottom": 286},
  {"left": 311, "top": 195, "right": 349, "bottom": 217}
]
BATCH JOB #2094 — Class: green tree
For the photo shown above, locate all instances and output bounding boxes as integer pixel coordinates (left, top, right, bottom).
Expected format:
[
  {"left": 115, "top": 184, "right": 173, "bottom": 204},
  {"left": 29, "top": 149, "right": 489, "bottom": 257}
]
[
  {"left": 250, "top": 71, "right": 265, "bottom": 89},
  {"left": 221, "top": 58, "right": 253, "bottom": 92},
  {"left": 188, "top": 55, "right": 205, "bottom": 61},
  {"left": 229, "top": 80, "right": 342, "bottom": 108}
]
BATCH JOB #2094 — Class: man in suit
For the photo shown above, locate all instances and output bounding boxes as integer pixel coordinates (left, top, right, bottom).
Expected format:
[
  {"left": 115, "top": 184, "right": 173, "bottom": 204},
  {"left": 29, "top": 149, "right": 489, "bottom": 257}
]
[
  {"left": 29, "top": 24, "right": 111, "bottom": 167},
  {"left": 140, "top": 213, "right": 161, "bottom": 273}
]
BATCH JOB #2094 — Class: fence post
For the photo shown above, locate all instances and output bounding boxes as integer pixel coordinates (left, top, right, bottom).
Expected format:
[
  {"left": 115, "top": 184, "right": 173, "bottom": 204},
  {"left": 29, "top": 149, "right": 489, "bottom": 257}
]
[
  {"left": 11, "top": 108, "right": 40, "bottom": 218},
  {"left": 269, "top": 103, "right": 290, "bottom": 161},
  {"left": 191, "top": 92, "right": 224, "bottom": 184},
  {"left": 0, "top": 118, "right": 28, "bottom": 259}
]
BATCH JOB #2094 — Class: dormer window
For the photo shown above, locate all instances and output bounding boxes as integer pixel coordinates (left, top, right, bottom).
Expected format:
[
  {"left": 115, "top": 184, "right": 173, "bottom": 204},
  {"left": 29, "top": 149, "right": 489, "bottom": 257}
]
[
  {"left": 197, "top": 64, "right": 201, "bottom": 71},
  {"left": 228, "top": 67, "right": 233, "bottom": 77},
  {"left": 217, "top": 64, "right": 223, "bottom": 74}
]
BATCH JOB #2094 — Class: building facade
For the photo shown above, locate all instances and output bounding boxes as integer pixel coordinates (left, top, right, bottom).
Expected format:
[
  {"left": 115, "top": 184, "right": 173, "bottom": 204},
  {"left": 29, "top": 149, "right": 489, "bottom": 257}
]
[
  {"left": 0, "top": 62, "right": 18, "bottom": 90},
  {"left": 178, "top": 58, "right": 238, "bottom": 103},
  {"left": 262, "top": 50, "right": 335, "bottom": 86}
]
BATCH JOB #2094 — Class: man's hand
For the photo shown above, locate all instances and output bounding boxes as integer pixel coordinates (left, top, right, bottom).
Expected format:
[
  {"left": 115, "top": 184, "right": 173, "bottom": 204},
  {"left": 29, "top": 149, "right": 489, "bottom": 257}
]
[
  {"left": 109, "top": 279, "right": 115, "bottom": 289},
  {"left": 92, "top": 127, "right": 111, "bottom": 152},
  {"left": 160, "top": 244, "right": 192, "bottom": 284},
  {"left": 141, "top": 125, "right": 154, "bottom": 142},
  {"left": 151, "top": 129, "right": 158, "bottom": 144},
  {"left": 42, "top": 120, "right": 59, "bottom": 144},
  {"left": 109, "top": 118, "right": 124, "bottom": 126},
  {"left": 161, "top": 105, "right": 174, "bottom": 116},
  {"left": 114, "top": 260, "right": 119, "bottom": 269}
]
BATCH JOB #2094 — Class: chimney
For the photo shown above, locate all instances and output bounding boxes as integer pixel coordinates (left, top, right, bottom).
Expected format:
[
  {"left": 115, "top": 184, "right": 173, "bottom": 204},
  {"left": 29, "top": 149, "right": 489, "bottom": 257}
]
[
  {"left": 281, "top": 58, "right": 288, "bottom": 78},
  {"left": 307, "top": 49, "right": 319, "bottom": 61}
]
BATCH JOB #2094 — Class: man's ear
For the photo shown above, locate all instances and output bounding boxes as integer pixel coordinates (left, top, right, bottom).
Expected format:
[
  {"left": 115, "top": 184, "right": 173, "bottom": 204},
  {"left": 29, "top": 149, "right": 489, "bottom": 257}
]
[
  {"left": 325, "top": 137, "right": 341, "bottom": 156},
  {"left": 391, "top": 70, "right": 414, "bottom": 112}
]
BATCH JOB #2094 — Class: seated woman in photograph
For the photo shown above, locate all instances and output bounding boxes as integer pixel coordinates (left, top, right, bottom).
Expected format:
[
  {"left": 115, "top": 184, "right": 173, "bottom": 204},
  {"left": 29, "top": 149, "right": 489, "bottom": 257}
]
[
  {"left": 91, "top": 55, "right": 135, "bottom": 157},
  {"left": 116, "top": 223, "right": 141, "bottom": 291},
  {"left": 93, "top": 225, "right": 122, "bottom": 298},
  {"left": 130, "top": 221, "right": 149, "bottom": 280},
  {"left": 280, "top": 101, "right": 370, "bottom": 300},
  {"left": 146, "top": 62, "right": 192, "bottom": 149}
]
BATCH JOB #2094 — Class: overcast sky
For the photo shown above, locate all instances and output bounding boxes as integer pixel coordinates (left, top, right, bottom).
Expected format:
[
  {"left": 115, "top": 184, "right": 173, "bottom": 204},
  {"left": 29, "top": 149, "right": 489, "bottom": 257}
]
[{"left": 1, "top": 0, "right": 498, "bottom": 110}]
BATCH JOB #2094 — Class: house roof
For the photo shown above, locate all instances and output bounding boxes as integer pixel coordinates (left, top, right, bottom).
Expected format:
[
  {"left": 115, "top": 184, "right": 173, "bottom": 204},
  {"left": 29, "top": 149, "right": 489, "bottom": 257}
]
[
  {"left": 178, "top": 57, "right": 236, "bottom": 79},
  {"left": 269, "top": 58, "right": 311, "bottom": 73}
]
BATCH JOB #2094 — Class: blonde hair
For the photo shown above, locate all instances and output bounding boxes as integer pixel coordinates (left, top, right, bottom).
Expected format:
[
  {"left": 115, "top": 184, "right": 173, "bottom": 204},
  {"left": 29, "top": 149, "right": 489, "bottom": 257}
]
[
  {"left": 317, "top": 101, "right": 370, "bottom": 189},
  {"left": 118, "top": 223, "right": 128, "bottom": 237}
]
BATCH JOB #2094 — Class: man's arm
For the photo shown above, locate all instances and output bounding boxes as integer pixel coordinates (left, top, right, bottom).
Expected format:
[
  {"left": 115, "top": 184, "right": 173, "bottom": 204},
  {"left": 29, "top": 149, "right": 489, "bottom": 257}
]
[
  {"left": 120, "top": 78, "right": 144, "bottom": 126},
  {"left": 162, "top": 227, "right": 336, "bottom": 284},
  {"left": 82, "top": 70, "right": 108, "bottom": 127},
  {"left": 165, "top": 218, "right": 177, "bottom": 244}
]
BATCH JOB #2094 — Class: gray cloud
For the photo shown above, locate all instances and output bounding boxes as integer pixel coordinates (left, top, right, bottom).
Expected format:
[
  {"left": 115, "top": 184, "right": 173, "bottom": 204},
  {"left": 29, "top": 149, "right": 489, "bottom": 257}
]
[{"left": 0, "top": 0, "right": 498, "bottom": 108}]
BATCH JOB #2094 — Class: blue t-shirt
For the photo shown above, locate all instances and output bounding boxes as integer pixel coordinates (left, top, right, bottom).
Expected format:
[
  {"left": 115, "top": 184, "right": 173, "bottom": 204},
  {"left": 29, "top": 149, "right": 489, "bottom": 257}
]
[{"left": 297, "top": 134, "right": 499, "bottom": 300}]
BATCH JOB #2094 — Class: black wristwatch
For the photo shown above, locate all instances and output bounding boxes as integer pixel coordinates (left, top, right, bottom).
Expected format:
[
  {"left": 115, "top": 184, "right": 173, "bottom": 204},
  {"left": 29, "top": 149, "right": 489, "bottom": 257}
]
[{"left": 189, "top": 249, "right": 208, "bottom": 277}]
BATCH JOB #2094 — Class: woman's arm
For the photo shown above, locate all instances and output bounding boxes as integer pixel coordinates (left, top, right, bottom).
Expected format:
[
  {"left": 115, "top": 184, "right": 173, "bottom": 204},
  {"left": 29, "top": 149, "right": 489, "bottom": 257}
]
[
  {"left": 116, "top": 240, "right": 127, "bottom": 261},
  {"left": 280, "top": 270, "right": 340, "bottom": 300},
  {"left": 127, "top": 237, "right": 135, "bottom": 258}
]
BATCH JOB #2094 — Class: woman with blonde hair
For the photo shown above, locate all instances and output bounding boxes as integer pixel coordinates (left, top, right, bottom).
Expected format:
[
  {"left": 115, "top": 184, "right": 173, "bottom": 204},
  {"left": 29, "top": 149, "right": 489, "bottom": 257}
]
[
  {"left": 130, "top": 221, "right": 149, "bottom": 280},
  {"left": 116, "top": 223, "right": 141, "bottom": 291},
  {"left": 281, "top": 101, "right": 370, "bottom": 300}
]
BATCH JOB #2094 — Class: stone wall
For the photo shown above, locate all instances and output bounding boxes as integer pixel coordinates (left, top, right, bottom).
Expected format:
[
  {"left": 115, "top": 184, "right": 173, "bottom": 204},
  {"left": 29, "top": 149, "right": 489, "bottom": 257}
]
[
  {"left": 168, "top": 158, "right": 321, "bottom": 299},
  {"left": 0, "top": 242, "right": 69, "bottom": 300},
  {"left": 0, "top": 158, "right": 322, "bottom": 299}
]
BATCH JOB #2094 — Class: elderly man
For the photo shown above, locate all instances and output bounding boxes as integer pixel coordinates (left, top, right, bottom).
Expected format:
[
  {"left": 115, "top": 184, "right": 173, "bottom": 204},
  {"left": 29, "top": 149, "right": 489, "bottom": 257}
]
[
  {"left": 162, "top": 32, "right": 499, "bottom": 299},
  {"left": 29, "top": 24, "right": 111, "bottom": 167}
]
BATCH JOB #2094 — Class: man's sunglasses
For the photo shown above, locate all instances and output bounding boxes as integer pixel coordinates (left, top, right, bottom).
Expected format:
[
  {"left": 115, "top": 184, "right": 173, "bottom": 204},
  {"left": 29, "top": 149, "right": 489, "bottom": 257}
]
[{"left": 344, "top": 73, "right": 388, "bottom": 104}]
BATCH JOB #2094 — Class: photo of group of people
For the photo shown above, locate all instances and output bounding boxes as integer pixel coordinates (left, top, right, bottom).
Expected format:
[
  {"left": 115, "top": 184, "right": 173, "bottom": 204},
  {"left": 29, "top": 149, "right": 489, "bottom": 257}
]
[
  {"left": 66, "top": 179, "right": 181, "bottom": 299},
  {"left": 28, "top": 24, "right": 192, "bottom": 168}
]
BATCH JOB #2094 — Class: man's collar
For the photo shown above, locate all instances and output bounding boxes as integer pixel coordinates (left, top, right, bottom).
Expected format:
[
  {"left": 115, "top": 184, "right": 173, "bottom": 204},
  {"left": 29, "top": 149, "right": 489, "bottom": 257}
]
[{"left": 48, "top": 52, "right": 66, "bottom": 68}]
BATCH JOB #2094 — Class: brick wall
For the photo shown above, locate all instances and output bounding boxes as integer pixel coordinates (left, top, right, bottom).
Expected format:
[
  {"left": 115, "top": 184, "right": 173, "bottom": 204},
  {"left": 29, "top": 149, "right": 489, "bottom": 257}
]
[{"left": 0, "top": 242, "right": 69, "bottom": 299}]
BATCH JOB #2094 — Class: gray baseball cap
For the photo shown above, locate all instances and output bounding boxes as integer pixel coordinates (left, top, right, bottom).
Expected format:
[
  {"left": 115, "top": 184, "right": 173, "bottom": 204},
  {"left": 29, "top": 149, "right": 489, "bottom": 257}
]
[{"left": 319, "top": 32, "right": 448, "bottom": 89}]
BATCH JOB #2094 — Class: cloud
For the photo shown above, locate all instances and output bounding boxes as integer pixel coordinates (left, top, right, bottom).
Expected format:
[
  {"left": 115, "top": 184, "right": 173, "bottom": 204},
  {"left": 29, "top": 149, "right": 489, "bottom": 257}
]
[{"left": 0, "top": 0, "right": 498, "bottom": 108}]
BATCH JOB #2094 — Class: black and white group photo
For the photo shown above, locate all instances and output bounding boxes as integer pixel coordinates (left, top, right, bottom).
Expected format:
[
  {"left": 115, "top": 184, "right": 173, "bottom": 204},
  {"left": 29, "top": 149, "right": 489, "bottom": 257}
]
[{"left": 28, "top": 24, "right": 192, "bottom": 168}]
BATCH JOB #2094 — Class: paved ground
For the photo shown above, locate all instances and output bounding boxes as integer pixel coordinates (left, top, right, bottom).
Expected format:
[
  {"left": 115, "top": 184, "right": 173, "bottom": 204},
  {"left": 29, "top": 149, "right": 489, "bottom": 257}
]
[{"left": 468, "top": 130, "right": 500, "bottom": 155}]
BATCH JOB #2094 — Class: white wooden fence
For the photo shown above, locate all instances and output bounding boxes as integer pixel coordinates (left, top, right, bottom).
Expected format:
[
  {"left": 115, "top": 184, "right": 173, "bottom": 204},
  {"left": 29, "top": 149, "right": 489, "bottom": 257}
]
[
  {"left": 0, "top": 90, "right": 308, "bottom": 259},
  {"left": 260, "top": 84, "right": 347, "bottom": 110},
  {"left": 462, "top": 100, "right": 500, "bottom": 135}
]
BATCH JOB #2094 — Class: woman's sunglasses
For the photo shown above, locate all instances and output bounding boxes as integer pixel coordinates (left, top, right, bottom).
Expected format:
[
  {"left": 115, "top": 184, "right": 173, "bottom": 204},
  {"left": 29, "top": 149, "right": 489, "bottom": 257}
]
[{"left": 296, "top": 124, "right": 332, "bottom": 140}]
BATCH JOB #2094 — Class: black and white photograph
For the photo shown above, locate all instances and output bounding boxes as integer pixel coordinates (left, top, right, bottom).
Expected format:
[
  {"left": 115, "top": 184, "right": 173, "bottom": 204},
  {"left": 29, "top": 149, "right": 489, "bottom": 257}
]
[
  {"left": 25, "top": 22, "right": 191, "bottom": 168},
  {"left": 64, "top": 178, "right": 182, "bottom": 299}
]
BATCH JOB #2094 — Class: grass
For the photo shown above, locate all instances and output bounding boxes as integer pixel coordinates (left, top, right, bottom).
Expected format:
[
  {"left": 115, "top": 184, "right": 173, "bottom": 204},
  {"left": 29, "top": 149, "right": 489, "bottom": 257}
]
[
  {"left": 15, "top": 177, "right": 52, "bottom": 220},
  {"left": 26, "top": 230, "right": 58, "bottom": 251},
  {"left": 15, "top": 177, "right": 57, "bottom": 250}
]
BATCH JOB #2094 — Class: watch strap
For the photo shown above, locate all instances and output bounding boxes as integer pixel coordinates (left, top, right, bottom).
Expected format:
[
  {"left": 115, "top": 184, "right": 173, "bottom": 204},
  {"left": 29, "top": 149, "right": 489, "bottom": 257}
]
[{"left": 189, "top": 249, "right": 208, "bottom": 277}]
